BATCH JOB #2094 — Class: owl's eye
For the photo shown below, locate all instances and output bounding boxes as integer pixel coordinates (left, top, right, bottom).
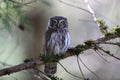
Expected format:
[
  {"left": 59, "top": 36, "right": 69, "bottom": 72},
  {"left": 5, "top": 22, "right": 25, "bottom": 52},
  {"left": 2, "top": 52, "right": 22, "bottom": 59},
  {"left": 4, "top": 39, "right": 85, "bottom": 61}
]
[
  {"left": 60, "top": 21, "right": 65, "bottom": 25},
  {"left": 51, "top": 19, "right": 57, "bottom": 26},
  {"left": 60, "top": 20, "right": 65, "bottom": 26}
]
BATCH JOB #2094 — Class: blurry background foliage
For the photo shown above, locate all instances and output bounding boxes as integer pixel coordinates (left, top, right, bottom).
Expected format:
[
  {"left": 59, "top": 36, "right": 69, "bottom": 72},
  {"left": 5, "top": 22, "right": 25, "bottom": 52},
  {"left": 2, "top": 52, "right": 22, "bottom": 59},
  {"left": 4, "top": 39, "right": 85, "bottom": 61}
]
[
  {"left": 0, "top": 0, "right": 49, "bottom": 80},
  {"left": 0, "top": 0, "right": 35, "bottom": 31},
  {"left": 0, "top": 0, "right": 53, "bottom": 31}
]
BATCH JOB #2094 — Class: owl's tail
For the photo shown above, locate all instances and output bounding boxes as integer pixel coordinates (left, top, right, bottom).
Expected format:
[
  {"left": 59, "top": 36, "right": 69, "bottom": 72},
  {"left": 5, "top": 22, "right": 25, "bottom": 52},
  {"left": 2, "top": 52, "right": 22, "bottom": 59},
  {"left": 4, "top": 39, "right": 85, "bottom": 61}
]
[{"left": 44, "top": 62, "right": 57, "bottom": 75}]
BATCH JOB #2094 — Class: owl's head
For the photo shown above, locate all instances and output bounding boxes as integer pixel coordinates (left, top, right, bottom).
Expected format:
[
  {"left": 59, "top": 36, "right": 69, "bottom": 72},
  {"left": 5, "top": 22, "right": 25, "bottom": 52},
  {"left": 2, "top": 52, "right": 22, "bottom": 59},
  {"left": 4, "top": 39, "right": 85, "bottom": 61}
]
[{"left": 48, "top": 16, "right": 68, "bottom": 29}]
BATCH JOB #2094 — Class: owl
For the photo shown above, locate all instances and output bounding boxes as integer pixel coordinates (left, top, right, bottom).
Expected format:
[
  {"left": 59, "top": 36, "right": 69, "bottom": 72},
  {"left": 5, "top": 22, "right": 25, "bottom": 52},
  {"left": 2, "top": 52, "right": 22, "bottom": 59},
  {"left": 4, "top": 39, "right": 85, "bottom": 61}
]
[{"left": 44, "top": 16, "right": 70, "bottom": 75}]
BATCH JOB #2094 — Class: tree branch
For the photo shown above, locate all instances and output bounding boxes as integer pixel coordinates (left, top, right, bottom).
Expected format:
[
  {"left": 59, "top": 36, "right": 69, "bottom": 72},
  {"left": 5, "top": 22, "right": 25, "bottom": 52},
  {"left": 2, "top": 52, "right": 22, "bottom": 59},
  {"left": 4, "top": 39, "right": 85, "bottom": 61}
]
[
  {"left": 0, "top": 33, "right": 119, "bottom": 77},
  {"left": 0, "top": 59, "right": 44, "bottom": 76}
]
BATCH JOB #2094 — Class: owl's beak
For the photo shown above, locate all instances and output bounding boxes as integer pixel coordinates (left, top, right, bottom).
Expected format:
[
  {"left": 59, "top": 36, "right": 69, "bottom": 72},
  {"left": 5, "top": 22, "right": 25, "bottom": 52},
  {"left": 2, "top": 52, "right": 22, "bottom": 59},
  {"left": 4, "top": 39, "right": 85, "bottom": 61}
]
[{"left": 57, "top": 24, "right": 60, "bottom": 28}]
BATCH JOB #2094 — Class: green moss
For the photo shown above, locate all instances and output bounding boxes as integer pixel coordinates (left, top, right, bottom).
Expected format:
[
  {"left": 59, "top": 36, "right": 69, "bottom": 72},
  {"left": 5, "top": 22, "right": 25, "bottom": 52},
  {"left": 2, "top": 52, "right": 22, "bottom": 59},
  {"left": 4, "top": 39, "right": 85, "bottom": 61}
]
[
  {"left": 48, "top": 75, "right": 63, "bottom": 80},
  {"left": 74, "top": 48, "right": 82, "bottom": 55},
  {"left": 93, "top": 45, "right": 99, "bottom": 50},
  {"left": 75, "top": 44, "right": 85, "bottom": 48},
  {"left": 96, "top": 18, "right": 105, "bottom": 24},
  {"left": 67, "top": 45, "right": 85, "bottom": 56},
  {"left": 104, "top": 25, "right": 120, "bottom": 37},
  {"left": 97, "top": 18, "right": 120, "bottom": 36},
  {"left": 104, "top": 32, "right": 112, "bottom": 36},
  {"left": 112, "top": 25, "right": 120, "bottom": 34},
  {"left": 84, "top": 40, "right": 94, "bottom": 47},
  {"left": 39, "top": 54, "right": 64, "bottom": 63},
  {"left": 96, "top": 18, "right": 109, "bottom": 35}
]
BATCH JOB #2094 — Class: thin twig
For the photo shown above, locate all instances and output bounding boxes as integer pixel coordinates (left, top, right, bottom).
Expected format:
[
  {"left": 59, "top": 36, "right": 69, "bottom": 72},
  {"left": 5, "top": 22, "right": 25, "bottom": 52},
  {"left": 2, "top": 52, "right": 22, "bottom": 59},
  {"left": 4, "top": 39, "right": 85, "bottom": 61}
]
[
  {"left": 98, "top": 47, "right": 120, "bottom": 60},
  {"left": 94, "top": 50, "right": 109, "bottom": 63},
  {"left": 95, "top": 34, "right": 120, "bottom": 44},
  {"left": 79, "top": 19, "right": 95, "bottom": 23},
  {"left": 33, "top": 67, "right": 49, "bottom": 80},
  {"left": 78, "top": 56, "right": 101, "bottom": 80},
  {"left": 0, "top": 59, "right": 44, "bottom": 76},
  {"left": 76, "top": 56, "right": 85, "bottom": 79},
  {"left": 97, "top": 49, "right": 108, "bottom": 56},
  {"left": 103, "top": 42, "right": 120, "bottom": 47},
  {"left": 58, "top": 62, "right": 83, "bottom": 79},
  {"left": 9, "top": 75, "right": 18, "bottom": 80}
]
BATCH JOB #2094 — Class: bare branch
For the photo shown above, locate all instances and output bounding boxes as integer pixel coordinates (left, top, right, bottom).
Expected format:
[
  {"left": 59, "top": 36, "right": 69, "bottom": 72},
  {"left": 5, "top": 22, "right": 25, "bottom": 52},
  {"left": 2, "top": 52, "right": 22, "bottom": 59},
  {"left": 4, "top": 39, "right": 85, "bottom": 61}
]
[
  {"left": 103, "top": 42, "right": 120, "bottom": 46},
  {"left": 0, "top": 59, "right": 44, "bottom": 76},
  {"left": 95, "top": 34, "right": 120, "bottom": 44}
]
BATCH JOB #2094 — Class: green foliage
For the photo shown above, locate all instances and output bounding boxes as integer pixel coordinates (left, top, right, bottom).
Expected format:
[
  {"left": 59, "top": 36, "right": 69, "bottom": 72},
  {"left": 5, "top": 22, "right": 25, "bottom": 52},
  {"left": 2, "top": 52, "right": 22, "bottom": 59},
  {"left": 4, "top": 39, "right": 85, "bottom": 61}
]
[
  {"left": 70, "top": 40, "right": 97, "bottom": 55},
  {"left": 96, "top": 18, "right": 120, "bottom": 37},
  {"left": 96, "top": 18, "right": 108, "bottom": 34},
  {"left": 47, "top": 75, "right": 63, "bottom": 80},
  {"left": 92, "top": 45, "right": 99, "bottom": 50},
  {"left": 84, "top": 40, "right": 94, "bottom": 47},
  {"left": 41, "top": 0, "right": 52, "bottom": 7},
  {"left": 70, "top": 45, "right": 85, "bottom": 55},
  {"left": 0, "top": 0, "right": 33, "bottom": 31},
  {"left": 104, "top": 25, "right": 120, "bottom": 37},
  {"left": 112, "top": 25, "right": 120, "bottom": 34},
  {"left": 104, "top": 32, "right": 112, "bottom": 36},
  {"left": 0, "top": 0, "right": 20, "bottom": 29},
  {"left": 39, "top": 54, "right": 64, "bottom": 63}
]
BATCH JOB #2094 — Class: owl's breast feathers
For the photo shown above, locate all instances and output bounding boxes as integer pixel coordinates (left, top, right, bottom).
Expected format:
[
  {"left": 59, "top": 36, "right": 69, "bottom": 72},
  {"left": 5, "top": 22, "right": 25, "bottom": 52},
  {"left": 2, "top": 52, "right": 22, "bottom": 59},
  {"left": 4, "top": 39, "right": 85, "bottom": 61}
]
[{"left": 45, "top": 28, "right": 70, "bottom": 55}]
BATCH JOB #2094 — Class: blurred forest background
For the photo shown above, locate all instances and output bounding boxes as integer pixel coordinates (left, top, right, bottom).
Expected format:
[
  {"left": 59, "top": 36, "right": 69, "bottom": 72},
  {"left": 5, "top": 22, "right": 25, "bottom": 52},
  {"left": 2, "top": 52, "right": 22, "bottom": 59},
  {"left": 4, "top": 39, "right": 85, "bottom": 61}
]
[{"left": 0, "top": 0, "right": 120, "bottom": 80}]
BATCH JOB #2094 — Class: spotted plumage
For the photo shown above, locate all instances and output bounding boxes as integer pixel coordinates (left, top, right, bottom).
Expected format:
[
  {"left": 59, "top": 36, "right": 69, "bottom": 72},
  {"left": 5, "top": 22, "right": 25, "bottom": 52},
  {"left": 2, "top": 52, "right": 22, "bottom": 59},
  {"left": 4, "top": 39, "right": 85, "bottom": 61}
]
[{"left": 44, "top": 16, "right": 70, "bottom": 75}]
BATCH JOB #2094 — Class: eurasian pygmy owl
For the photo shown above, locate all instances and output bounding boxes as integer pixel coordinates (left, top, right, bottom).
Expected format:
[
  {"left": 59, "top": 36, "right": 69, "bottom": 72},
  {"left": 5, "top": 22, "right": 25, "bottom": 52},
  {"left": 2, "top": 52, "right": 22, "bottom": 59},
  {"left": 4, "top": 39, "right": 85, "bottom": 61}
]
[{"left": 44, "top": 16, "right": 70, "bottom": 75}]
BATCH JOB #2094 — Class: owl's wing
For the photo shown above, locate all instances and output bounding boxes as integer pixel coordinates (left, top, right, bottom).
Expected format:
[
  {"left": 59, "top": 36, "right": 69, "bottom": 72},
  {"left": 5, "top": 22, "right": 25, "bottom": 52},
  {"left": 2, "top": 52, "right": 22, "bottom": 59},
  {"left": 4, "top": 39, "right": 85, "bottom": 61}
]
[{"left": 44, "top": 29, "right": 56, "bottom": 55}]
